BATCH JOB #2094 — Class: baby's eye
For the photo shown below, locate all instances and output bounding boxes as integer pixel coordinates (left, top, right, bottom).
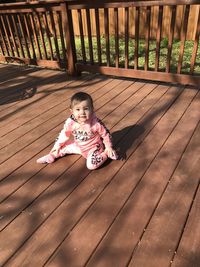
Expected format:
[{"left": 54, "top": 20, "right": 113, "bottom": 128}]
[
  {"left": 76, "top": 108, "right": 80, "bottom": 111},
  {"left": 84, "top": 107, "right": 89, "bottom": 110}
]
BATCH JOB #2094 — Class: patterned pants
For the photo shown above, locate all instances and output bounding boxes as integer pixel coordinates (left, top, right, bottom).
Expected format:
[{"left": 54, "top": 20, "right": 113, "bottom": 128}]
[{"left": 54, "top": 141, "right": 107, "bottom": 170}]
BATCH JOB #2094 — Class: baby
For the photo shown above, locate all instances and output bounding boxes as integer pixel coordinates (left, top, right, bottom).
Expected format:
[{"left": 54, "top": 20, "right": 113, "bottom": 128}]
[{"left": 37, "top": 92, "right": 118, "bottom": 170}]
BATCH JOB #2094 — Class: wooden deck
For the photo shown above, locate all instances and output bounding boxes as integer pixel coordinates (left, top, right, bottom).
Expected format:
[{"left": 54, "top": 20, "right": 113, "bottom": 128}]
[{"left": 0, "top": 64, "right": 199, "bottom": 267}]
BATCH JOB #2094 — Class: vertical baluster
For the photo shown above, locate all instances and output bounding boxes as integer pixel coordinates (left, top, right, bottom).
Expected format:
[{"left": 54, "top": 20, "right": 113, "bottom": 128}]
[
  {"left": 114, "top": 8, "right": 119, "bottom": 68},
  {"left": 56, "top": 11, "right": 66, "bottom": 62},
  {"left": 95, "top": 8, "right": 101, "bottom": 64},
  {"left": 24, "top": 13, "right": 36, "bottom": 58},
  {"left": 11, "top": 14, "right": 25, "bottom": 58},
  {"left": 0, "top": 30, "right": 4, "bottom": 55},
  {"left": 134, "top": 6, "right": 139, "bottom": 70},
  {"left": 145, "top": 6, "right": 151, "bottom": 71},
  {"left": 43, "top": 12, "right": 54, "bottom": 60},
  {"left": 190, "top": 7, "right": 200, "bottom": 74},
  {"left": 36, "top": 12, "right": 47, "bottom": 59},
  {"left": 77, "top": 9, "right": 86, "bottom": 63},
  {"left": 0, "top": 41, "right": 4, "bottom": 56},
  {"left": 17, "top": 14, "right": 30, "bottom": 58},
  {"left": 86, "top": 9, "right": 93, "bottom": 64},
  {"left": 155, "top": 6, "right": 163, "bottom": 71},
  {"left": 125, "top": 7, "right": 129, "bottom": 69},
  {"left": 1, "top": 15, "right": 14, "bottom": 56},
  {"left": 49, "top": 11, "right": 60, "bottom": 61},
  {"left": 177, "top": 5, "right": 190, "bottom": 74},
  {"left": 6, "top": 14, "right": 19, "bottom": 57},
  {"left": 0, "top": 15, "right": 9, "bottom": 56},
  {"left": 30, "top": 12, "right": 42, "bottom": 59},
  {"left": 166, "top": 6, "right": 176, "bottom": 73},
  {"left": 104, "top": 8, "right": 110, "bottom": 66}
]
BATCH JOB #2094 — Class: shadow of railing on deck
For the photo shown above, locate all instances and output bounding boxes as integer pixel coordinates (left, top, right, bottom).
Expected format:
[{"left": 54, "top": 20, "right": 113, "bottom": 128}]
[
  {"left": 0, "top": 87, "right": 37, "bottom": 105},
  {"left": 0, "top": 71, "right": 104, "bottom": 122}
]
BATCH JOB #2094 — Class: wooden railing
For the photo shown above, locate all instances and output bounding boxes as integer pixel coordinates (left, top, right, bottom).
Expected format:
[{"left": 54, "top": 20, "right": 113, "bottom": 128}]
[
  {"left": 0, "top": 0, "right": 200, "bottom": 85},
  {"left": 0, "top": 0, "right": 69, "bottom": 69}
]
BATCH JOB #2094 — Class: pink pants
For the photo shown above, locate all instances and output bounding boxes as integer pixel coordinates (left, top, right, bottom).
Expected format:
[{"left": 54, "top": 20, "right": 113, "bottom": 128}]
[{"left": 55, "top": 141, "right": 108, "bottom": 170}]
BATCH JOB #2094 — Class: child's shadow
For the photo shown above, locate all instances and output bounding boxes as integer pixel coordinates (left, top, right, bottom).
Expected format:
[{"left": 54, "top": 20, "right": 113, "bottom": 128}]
[
  {"left": 0, "top": 86, "right": 37, "bottom": 105},
  {"left": 103, "top": 124, "right": 145, "bottom": 167},
  {"left": 113, "top": 124, "right": 145, "bottom": 160}
]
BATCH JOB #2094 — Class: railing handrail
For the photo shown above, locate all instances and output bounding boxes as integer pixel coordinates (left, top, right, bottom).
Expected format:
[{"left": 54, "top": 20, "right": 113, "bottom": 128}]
[
  {"left": 66, "top": 0, "right": 200, "bottom": 9},
  {"left": 0, "top": 0, "right": 64, "bottom": 8},
  {"left": 1, "top": 0, "right": 199, "bottom": 8}
]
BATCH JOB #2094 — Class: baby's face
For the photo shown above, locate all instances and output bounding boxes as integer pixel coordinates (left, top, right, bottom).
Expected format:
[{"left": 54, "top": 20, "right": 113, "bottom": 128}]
[{"left": 71, "top": 100, "right": 93, "bottom": 124}]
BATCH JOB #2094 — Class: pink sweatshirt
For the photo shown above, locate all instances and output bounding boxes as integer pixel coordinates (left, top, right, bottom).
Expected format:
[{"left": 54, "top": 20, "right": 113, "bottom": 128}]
[{"left": 52, "top": 113, "right": 113, "bottom": 157}]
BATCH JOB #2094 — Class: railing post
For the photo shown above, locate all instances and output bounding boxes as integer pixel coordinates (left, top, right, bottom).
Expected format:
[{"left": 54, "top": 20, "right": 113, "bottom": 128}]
[{"left": 61, "top": 1, "right": 77, "bottom": 75}]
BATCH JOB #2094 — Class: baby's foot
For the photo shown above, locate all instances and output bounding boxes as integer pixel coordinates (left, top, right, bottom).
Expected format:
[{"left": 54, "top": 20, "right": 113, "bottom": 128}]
[
  {"left": 36, "top": 154, "right": 55, "bottom": 164},
  {"left": 107, "top": 151, "right": 118, "bottom": 160}
]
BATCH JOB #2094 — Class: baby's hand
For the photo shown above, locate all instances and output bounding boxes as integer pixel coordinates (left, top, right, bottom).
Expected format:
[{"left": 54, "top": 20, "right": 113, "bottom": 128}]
[{"left": 105, "top": 147, "right": 118, "bottom": 160}]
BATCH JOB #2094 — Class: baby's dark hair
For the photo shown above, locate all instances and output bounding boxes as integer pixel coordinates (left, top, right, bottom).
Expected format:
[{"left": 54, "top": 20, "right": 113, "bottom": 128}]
[{"left": 70, "top": 92, "right": 93, "bottom": 109}]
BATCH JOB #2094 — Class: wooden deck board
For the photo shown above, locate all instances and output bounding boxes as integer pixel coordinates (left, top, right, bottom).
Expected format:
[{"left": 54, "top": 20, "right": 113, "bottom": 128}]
[
  {"left": 172, "top": 163, "right": 200, "bottom": 267},
  {"left": 0, "top": 64, "right": 199, "bottom": 267}
]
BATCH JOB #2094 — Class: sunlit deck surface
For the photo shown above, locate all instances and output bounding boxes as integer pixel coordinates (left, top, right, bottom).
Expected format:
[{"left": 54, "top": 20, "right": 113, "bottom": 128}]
[{"left": 0, "top": 63, "right": 199, "bottom": 267}]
